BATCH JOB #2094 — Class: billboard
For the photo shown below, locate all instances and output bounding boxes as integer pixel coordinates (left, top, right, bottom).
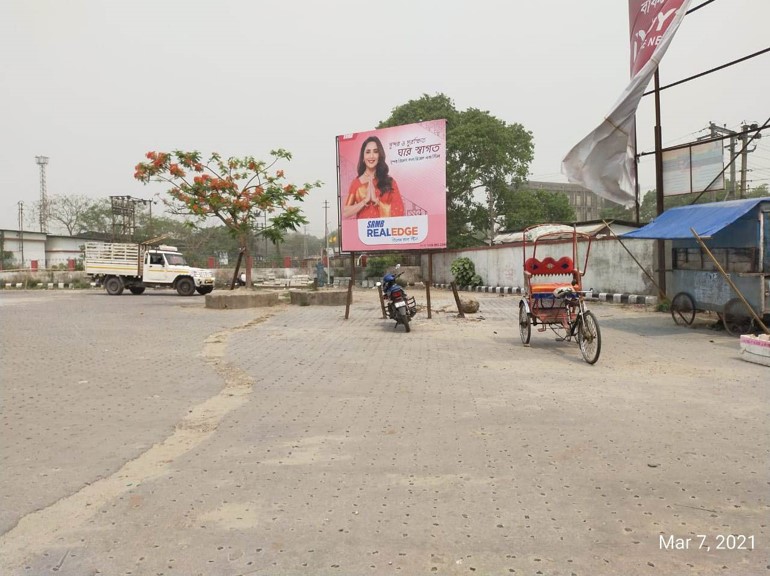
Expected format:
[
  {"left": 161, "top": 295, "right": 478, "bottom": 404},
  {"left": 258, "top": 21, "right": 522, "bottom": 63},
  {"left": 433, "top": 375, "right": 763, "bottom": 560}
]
[
  {"left": 629, "top": 0, "right": 689, "bottom": 77},
  {"left": 662, "top": 140, "right": 725, "bottom": 196},
  {"left": 336, "top": 120, "right": 447, "bottom": 252}
]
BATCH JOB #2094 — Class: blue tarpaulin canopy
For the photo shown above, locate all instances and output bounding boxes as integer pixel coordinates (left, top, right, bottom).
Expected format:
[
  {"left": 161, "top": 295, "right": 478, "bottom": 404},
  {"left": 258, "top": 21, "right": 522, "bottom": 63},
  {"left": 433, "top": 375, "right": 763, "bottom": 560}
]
[{"left": 622, "top": 197, "right": 770, "bottom": 239}]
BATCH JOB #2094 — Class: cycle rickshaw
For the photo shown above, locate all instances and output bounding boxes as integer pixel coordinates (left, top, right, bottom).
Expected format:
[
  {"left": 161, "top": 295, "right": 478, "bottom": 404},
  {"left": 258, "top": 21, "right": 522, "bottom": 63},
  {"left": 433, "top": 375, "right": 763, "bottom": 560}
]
[{"left": 518, "top": 224, "right": 602, "bottom": 364}]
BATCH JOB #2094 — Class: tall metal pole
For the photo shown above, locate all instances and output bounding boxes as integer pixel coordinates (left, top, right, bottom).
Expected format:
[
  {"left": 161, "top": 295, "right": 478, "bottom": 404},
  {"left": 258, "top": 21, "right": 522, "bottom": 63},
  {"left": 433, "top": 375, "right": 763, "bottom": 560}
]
[
  {"left": 709, "top": 122, "right": 738, "bottom": 199},
  {"left": 653, "top": 70, "right": 667, "bottom": 296},
  {"left": 35, "top": 156, "right": 50, "bottom": 233},
  {"left": 323, "top": 200, "right": 330, "bottom": 286},
  {"left": 739, "top": 124, "right": 749, "bottom": 198},
  {"left": 729, "top": 135, "right": 737, "bottom": 200},
  {"left": 633, "top": 116, "right": 641, "bottom": 224},
  {"left": 18, "top": 201, "right": 25, "bottom": 268}
]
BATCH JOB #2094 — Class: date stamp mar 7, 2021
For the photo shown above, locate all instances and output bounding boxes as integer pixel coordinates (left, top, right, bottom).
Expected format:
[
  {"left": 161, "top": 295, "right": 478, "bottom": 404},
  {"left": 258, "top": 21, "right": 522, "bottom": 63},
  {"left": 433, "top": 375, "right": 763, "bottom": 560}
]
[{"left": 660, "top": 534, "right": 755, "bottom": 551}]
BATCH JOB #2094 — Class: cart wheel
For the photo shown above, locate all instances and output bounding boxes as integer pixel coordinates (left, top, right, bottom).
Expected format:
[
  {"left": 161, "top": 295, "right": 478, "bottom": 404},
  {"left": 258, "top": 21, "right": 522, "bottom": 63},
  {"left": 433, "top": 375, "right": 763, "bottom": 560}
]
[
  {"left": 723, "top": 298, "right": 754, "bottom": 336},
  {"left": 577, "top": 311, "right": 601, "bottom": 364},
  {"left": 670, "top": 292, "right": 696, "bottom": 326},
  {"left": 518, "top": 301, "right": 531, "bottom": 345}
]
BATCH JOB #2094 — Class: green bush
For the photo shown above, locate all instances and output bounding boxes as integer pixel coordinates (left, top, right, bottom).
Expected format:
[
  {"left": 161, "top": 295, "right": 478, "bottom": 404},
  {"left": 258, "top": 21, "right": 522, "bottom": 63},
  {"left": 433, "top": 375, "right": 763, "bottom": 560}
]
[
  {"left": 71, "top": 277, "right": 93, "bottom": 289},
  {"left": 365, "top": 255, "right": 398, "bottom": 279},
  {"left": 450, "top": 257, "right": 482, "bottom": 287}
]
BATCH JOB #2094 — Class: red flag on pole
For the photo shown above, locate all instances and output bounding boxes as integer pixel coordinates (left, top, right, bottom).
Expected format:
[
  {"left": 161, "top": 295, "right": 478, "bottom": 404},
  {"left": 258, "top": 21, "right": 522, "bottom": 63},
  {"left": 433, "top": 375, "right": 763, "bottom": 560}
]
[{"left": 562, "top": 0, "right": 691, "bottom": 206}]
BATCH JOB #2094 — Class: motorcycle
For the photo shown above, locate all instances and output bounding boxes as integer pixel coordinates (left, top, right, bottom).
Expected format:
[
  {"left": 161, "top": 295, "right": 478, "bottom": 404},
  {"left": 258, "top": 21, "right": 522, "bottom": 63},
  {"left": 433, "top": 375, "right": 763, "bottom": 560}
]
[{"left": 377, "top": 268, "right": 417, "bottom": 332}]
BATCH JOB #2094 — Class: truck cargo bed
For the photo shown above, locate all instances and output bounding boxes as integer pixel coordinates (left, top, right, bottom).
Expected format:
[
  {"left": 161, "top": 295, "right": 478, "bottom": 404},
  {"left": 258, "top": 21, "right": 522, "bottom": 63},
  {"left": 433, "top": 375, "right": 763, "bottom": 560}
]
[{"left": 84, "top": 242, "right": 141, "bottom": 277}]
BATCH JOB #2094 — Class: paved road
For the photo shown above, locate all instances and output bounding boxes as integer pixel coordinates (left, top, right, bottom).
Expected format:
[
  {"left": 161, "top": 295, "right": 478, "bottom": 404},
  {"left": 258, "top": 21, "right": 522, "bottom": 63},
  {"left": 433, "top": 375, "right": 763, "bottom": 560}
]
[{"left": 0, "top": 289, "right": 767, "bottom": 575}]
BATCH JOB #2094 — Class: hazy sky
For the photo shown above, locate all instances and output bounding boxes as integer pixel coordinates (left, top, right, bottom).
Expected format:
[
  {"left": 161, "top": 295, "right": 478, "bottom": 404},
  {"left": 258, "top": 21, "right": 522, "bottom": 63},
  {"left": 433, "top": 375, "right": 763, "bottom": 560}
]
[{"left": 2, "top": 0, "right": 768, "bottom": 237}]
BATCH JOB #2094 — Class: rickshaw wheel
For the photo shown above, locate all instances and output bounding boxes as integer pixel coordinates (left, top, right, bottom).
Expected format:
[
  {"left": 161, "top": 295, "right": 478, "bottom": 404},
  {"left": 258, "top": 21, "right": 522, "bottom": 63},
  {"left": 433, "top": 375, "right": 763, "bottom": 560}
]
[
  {"left": 577, "top": 311, "right": 601, "bottom": 364},
  {"left": 723, "top": 298, "right": 754, "bottom": 336},
  {"left": 670, "top": 292, "right": 696, "bottom": 326},
  {"left": 518, "top": 301, "right": 531, "bottom": 345}
]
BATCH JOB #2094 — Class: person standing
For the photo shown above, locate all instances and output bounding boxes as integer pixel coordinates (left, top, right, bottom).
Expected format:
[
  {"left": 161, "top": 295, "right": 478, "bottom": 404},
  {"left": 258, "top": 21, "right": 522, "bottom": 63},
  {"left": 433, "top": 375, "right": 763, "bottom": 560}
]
[{"left": 343, "top": 136, "right": 405, "bottom": 219}]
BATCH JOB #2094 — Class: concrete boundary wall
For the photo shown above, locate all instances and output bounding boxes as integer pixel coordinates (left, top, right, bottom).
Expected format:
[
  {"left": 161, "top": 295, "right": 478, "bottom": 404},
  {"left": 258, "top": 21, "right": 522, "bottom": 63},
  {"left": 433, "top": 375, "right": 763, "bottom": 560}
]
[
  {"left": 422, "top": 237, "right": 657, "bottom": 296},
  {"left": 430, "top": 283, "right": 657, "bottom": 305}
]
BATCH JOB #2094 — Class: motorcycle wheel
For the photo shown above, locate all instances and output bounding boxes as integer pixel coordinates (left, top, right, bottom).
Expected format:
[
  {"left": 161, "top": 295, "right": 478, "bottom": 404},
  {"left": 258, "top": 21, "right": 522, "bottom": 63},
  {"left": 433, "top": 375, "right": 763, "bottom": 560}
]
[{"left": 398, "top": 306, "right": 411, "bottom": 333}]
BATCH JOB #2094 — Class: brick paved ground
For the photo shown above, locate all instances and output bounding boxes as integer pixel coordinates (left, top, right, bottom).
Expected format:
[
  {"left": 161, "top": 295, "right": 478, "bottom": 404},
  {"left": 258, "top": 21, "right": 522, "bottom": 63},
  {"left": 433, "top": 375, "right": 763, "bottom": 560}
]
[{"left": 0, "top": 289, "right": 767, "bottom": 575}]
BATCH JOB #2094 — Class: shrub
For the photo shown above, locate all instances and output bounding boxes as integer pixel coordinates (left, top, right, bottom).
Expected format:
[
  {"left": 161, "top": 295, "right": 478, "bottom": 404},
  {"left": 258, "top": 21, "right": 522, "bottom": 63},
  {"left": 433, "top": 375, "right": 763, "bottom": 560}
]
[
  {"left": 365, "top": 255, "right": 398, "bottom": 279},
  {"left": 450, "top": 257, "right": 482, "bottom": 287},
  {"left": 71, "top": 277, "right": 93, "bottom": 289}
]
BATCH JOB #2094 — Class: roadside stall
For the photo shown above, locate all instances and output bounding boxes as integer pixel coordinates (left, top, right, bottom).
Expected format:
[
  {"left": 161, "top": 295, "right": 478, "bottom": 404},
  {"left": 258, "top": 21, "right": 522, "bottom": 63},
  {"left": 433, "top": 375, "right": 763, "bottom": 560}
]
[{"left": 622, "top": 197, "right": 770, "bottom": 336}]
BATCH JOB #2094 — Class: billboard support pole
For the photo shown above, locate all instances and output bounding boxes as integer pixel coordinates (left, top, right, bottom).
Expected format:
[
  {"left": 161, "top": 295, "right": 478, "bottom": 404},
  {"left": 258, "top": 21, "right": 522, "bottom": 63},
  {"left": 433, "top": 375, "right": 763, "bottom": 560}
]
[
  {"left": 451, "top": 281, "right": 465, "bottom": 318},
  {"left": 345, "top": 251, "right": 355, "bottom": 320},
  {"left": 425, "top": 252, "right": 433, "bottom": 319},
  {"left": 653, "top": 68, "right": 667, "bottom": 296}
]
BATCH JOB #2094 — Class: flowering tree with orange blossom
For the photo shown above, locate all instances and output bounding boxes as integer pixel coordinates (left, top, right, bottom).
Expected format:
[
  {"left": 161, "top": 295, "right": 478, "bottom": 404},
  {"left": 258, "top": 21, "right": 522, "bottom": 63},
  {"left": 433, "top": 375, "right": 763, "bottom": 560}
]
[{"left": 134, "top": 149, "right": 321, "bottom": 285}]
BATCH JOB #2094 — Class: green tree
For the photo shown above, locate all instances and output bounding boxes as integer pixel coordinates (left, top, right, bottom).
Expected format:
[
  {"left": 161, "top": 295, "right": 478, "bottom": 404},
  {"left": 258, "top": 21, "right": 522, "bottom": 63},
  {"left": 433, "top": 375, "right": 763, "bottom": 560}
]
[
  {"left": 746, "top": 183, "right": 768, "bottom": 198},
  {"left": 79, "top": 198, "right": 113, "bottom": 236},
  {"left": 134, "top": 149, "right": 321, "bottom": 284},
  {"left": 378, "top": 93, "right": 534, "bottom": 248},
  {"left": 501, "top": 188, "right": 576, "bottom": 231}
]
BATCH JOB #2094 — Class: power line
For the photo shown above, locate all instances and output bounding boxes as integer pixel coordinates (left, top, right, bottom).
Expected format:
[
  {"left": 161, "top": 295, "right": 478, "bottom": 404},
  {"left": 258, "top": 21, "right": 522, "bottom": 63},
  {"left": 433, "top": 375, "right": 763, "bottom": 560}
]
[
  {"left": 643, "top": 47, "right": 770, "bottom": 96},
  {"left": 686, "top": 0, "right": 717, "bottom": 15}
]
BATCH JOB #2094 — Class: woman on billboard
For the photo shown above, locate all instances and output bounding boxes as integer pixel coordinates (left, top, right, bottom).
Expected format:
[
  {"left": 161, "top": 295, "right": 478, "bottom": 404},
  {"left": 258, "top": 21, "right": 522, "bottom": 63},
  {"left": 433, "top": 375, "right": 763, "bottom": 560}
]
[{"left": 343, "top": 136, "right": 405, "bottom": 219}]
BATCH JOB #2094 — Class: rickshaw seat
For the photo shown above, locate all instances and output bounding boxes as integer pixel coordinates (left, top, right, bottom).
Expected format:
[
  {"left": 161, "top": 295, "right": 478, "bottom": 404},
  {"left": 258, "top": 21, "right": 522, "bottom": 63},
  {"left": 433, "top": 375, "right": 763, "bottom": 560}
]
[
  {"left": 525, "top": 257, "right": 579, "bottom": 297},
  {"left": 525, "top": 257, "right": 574, "bottom": 275},
  {"left": 530, "top": 282, "right": 574, "bottom": 295}
]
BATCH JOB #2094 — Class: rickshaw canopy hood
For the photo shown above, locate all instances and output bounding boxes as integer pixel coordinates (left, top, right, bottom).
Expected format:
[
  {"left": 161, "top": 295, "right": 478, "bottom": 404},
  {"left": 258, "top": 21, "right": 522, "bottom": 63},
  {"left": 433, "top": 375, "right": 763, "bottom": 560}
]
[{"left": 622, "top": 197, "right": 770, "bottom": 240}]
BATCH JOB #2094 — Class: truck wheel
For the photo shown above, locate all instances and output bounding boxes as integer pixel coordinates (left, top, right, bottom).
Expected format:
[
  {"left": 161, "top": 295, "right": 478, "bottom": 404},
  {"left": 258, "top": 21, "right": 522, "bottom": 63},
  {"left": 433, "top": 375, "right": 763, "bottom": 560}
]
[
  {"left": 129, "top": 286, "right": 146, "bottom": 295},
  {"left": 176, "top": 277, "right": 195, "bottom": 296},
  {"left": 196, "top": 286, "right": 213, "bottom": 295},
  {"left": 104, "top": 277, "right": 124, "bottom": 296}
]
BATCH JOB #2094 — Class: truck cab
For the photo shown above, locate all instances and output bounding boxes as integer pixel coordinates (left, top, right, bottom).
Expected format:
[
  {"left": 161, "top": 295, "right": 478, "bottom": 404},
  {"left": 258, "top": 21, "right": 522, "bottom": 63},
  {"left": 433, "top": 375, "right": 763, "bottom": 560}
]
[
  {"left": 84, "top": 241, "right": 216, "bottom": 296},
  {"left": 139, "top": 245, "right": 215, "bottom": 296}
]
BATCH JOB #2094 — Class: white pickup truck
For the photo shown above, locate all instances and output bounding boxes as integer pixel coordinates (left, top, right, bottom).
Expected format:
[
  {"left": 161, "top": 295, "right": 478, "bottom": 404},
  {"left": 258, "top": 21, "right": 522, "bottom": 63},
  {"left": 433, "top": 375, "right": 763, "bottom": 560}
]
[{"left": 84, "top": 242, "right": 215, "bottom": 296}]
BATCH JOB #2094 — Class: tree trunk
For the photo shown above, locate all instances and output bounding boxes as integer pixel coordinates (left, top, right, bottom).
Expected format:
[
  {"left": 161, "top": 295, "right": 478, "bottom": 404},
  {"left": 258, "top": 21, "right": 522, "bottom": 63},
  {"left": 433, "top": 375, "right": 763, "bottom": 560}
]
[{"left": 239, "top": 235, "right": 251, "bottom": 287}]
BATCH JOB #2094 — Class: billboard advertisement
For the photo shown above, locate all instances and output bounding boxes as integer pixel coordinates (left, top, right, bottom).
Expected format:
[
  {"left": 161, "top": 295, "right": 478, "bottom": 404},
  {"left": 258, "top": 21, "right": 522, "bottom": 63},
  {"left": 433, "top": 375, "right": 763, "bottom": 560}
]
[
  {"left": 662, "top": 140, "right": 724, "bottom": 196},
  {"left": 337, "top": 119, "right": 447, "bottom": 252},
  {"left": 629, "top": 0, "right": 689, "bottom": 78}
]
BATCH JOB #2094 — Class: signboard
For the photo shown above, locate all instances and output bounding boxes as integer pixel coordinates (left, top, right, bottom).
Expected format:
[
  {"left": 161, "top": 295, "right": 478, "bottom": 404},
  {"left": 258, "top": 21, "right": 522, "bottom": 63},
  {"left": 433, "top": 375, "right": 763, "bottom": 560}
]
[
  {"left": 629, "top": 0, "right": 689, "bottom": 77},
  {"left": 337, "top": 120, "right": 447, "bottom": 252},
  {"left": 662, "top": 140, "right": 725, "bottom": 196}
]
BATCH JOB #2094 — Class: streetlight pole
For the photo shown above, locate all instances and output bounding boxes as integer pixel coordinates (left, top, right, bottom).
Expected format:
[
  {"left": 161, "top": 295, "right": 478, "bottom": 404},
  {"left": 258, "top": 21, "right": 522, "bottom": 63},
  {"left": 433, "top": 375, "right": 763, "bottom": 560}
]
[{"left": 323, "top": 200, "right": 330, "bottom": 286}]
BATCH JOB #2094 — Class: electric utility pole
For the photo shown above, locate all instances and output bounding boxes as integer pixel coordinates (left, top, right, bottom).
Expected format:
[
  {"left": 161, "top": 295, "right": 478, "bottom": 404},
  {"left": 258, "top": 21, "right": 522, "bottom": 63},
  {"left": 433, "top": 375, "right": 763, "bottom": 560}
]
[
  {"left": 17, "top": 201, "right": 25, "bottom": 268},
  {"left": 709, "top": 123, "right": 737, "bottom": 199},
  {"left": 739, "top": 123, "right": 761, "bottom": 198},
  {"left": 323, "top": 200, "right": 330, "bottom": 285},
  {"left": 709, "top": 122, "right": 761, "bottom": 199}
]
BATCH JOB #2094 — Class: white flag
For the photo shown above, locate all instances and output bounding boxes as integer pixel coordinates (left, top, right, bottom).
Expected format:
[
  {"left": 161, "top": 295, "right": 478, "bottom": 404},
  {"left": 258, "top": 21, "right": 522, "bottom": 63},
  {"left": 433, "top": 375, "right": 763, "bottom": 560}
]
[{"left": 562, "top": 0, "right": 692, "bottom": 207}]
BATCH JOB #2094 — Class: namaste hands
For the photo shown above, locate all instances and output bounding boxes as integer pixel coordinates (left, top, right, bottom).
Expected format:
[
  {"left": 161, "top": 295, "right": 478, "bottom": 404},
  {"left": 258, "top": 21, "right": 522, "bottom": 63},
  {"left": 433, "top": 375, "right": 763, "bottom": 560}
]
[{"left": 366, "top": 179, "right": 378, "bottom": 205}]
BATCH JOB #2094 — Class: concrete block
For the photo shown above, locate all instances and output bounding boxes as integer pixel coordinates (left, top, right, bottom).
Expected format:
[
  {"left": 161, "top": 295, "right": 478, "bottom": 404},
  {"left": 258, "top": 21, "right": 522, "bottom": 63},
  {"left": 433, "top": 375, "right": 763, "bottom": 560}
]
[
  {"left": 205, "top": 291, "right": 280, "bottom": 309},
  {"left": 289, "top": 289, "right": 349, "bottom": 306}
]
